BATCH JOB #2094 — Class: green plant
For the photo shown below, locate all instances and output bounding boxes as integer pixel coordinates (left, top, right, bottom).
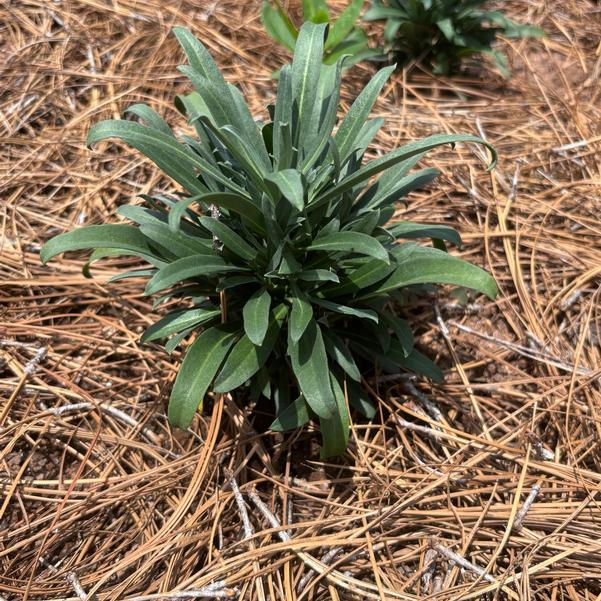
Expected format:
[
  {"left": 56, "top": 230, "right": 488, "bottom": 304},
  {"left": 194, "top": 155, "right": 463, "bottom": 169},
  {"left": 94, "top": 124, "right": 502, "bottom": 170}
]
[
  {"left": 364, "top": 0, "right": 544, "bottom": 77},
  {"left": 41, "top": 23, "right": 497, "bottom": 457},
  {"left": 261, "top": 0, "right": 379, "bottom": 68}
]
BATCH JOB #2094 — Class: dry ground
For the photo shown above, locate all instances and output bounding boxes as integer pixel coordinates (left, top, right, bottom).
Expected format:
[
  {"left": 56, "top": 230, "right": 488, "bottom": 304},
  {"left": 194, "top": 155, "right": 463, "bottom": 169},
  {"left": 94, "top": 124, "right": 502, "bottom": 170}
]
[{"left": 1, "top": 0, "right": 601, "bottom": 599}]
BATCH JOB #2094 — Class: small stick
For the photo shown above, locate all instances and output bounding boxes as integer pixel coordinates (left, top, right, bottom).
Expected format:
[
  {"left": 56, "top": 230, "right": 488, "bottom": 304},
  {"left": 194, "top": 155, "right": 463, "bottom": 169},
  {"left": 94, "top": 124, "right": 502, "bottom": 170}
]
[
  {"left": 448, "top": 321, "right": 591, "bottom": 376},
  {"left": 512, "top": 483, "right": 541, "bottom": 533},
  {"left": 224, "top": 468, "right": 253, "bottom": 540},
  {"left": 23, "top": 346, "right": 48, "bottom": 376},
  {"left": 421, "top": 548, "right": 438, "bottom": 593},
  {"left": 431, "top": 540, "right": 495, "bottom": 583},
  {"left": 45, "top": 402, "right": 161, "bottom": 446},
  {"left": 126, "top": 582, "right": 237, "bottom": 600},
  {"left": 402, "top": 380, "right": 443, "bottom": 422},
  {"left": 246, "top": 488, "right": 289, "bottom": 541},
  {"left": 39, "top": 559, "right": 88, "bottom": 601},
  {"left": 225, "top": 472, "right": 265, "bottom": 601},
  {"left": 65, "top": 572, "right": 88, "bottom": 601}
]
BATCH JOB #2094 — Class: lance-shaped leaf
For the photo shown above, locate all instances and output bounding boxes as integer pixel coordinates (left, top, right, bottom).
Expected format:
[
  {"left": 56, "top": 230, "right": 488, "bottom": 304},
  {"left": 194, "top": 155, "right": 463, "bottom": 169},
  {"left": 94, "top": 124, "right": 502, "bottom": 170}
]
[
  {"left": 141, "top": 307, "right": 221, "bottom": 344},
  {"left": 289, "top": 318, "right": 336, "bottom": 418},
  {"left": 270, "top": 395, "right": 310, "bottom": 432},
  {"left": 198, "top": 216, "right": 258, "bottom": 262},
  {"left": 319, "top": 373, "right": 350, "bottom": 458},
  {"left": 289, "top": 283, "right": 313, "bottom": 343},
  {"left": 145, "top": 255, "right": 247, "bottom": 295},
  {"left": 306, "top": 231, "right": 389, "bottom": 263},
  {"left": 168, "top": 325, "right": 237, "bottom": 428},
  {"left": 214, "top": 304, "right": 287, "bottom": 391},
  {"left": 242, "top": 288, "right": 272, "bottom": 346},
  {"left": 40, "top": 224, "right": 157, "bottom": 265},
  {"left": 266, "top": 169, "right": 305, "bottom": 211},
  {"left": 365, "top": 244, "right": 498, "bottom": 299}
]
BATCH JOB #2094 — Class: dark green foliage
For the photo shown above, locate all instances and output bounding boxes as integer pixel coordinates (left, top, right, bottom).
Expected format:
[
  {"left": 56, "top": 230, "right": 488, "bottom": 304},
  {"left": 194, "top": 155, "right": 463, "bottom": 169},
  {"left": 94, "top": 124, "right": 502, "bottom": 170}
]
[
  {"left": 41, "top": 23, "right": 498, "bottom": 456},
  {"left": 261, "top": 0, "right": 379, "bottom": 68},
  {"left": 364, "top": 0, "right": 544, "bottom": 76}
]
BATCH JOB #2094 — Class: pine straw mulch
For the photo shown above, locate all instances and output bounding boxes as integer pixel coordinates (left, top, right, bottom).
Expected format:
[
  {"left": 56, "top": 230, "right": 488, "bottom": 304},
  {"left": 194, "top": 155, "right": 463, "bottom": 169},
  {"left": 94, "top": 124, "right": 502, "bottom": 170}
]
[{"left": 1, "top": 0, "right": 601, "bottom": 599}]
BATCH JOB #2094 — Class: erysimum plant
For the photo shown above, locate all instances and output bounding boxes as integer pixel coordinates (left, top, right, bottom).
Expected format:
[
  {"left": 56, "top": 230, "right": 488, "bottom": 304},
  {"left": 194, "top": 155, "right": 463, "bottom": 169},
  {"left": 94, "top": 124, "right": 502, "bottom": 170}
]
[
  {"left": 262, "top": 0, "right": 379, "bottom": 68},
  {"left": 364, "top": 0, "right": 544, "bottom": 77},
  {"left": 41, "top": 23, "right": 498, "bottom": 457}
]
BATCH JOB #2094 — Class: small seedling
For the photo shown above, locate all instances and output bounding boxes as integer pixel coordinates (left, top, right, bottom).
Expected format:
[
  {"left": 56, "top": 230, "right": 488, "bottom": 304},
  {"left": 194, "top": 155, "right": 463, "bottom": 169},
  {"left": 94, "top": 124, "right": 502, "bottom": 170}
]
[
  {"left": 364, "top": 0, "right": 544, "bottom": 77},
  {"left": 262, "top": 0, "right": 379, "bottom": 68}
]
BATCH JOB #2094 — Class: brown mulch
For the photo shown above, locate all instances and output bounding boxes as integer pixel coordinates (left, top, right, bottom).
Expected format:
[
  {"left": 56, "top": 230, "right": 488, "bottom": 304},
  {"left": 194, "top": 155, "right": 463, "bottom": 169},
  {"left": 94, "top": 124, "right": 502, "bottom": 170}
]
[{"left": 1, "top": 1, "right": 601, "bottom": 599}]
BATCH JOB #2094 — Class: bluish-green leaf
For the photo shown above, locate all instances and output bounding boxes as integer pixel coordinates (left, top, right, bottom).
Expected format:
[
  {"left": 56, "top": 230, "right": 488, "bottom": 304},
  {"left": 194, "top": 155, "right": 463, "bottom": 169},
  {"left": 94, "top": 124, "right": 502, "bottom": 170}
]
[
  {"left": 266, "top": 169, "right": 305, "bottom": 211},
  {"left": 289, "top": 284, "right": 313, "bottom": 343},
  {"left": 261, "top": 1, "right": 298, "bottom": 52},
  {"left": 319, "top": 373, "right": 350, "bottom": 458},
  {"left": 323, "top": 330, "right": 361, "bottom": 381},
  {"left": 214, "top": 304, "right": 287, "bottom": 391},
  {"left": 334, "top": 64, "right": 395, "bottom": 160},
  {"left": 141, "top": 307, "right": 221, "bottom": 344},
  {"left": 145, "top": 255, "right": 247, "bottom": 295},
  {"left": 387, "top": 222, "right": 462, "bottom": 247},
  {"left": 307, "top": 231, "right": 389, "bottom": 263},
  {"left": 243, "top": 288, "right": 272, "bottom": 346},
  {"left": 198, "top": 217, "right": 258, "bottom": 262},
  {"left": 312, "top": 298, "right": 378, "bottom": 323},
  {"left": 168, "top": 325, "right": 237, "bottom": 428},
  {"left": 365, "top": 244, "right": 497, "bottom": 299},
  {"left": 40, "top": 224, "right": 156, "bottom": 265},
  {"left": 270, "top": 395, "right": 310, "bottom": 431},
  {"left": 325, "top": 0, "right": 364, "bottom": 50},
  {"left": 289, "top": 318, "right": 336, "bottom": 418}
]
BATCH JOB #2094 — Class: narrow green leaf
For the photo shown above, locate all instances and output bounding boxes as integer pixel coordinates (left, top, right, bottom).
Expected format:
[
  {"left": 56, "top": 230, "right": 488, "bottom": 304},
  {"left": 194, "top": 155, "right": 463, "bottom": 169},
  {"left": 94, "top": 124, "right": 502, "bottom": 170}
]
[
  {"left": 323, "top": 330, "right": 361, "bottom": 381},
  {"left": 40, "top": 224, "right": 156, "bottom": 265},
  {"left": 315, "top": 134, "right": 497, "bottom": 208},
  {"left": 313, "top": 298, "right": 378, "bottom": 323},
  {"left": 365, "top": 245, "right": 498, "bottom": 299},
  {"left": 334, "top": 64, "right": 395, "bottom": 160},
  {"left": 266, "top": 169, "right": 305, "bottom": 211},
  {"left": 125, "top": 104, "right": 174, "bottom": 137},
  {"left": 289, "top": 318, "right": 336, "bottom": 418},
  {"left": 291, "top": 22, "right": 328, "bottom": 147},
  {"left": 213, "top": 304, "right": 287, "bottom": 391},
  {"left": 199, "top": 216, "right": 258, "bottom": 262},
  {"left": 289, "top": 284, "right": 313, "bottom": 343},
  {"left": 169, "top": 193, "right": 266, "bottom": 236},
  {"left": 141, "top": 307, "right": 220, "bottom": 344},
  {"left": 168, "top": 325, "right": 237, "bottom": 428},
  {"left": 306, "top": 231, "right": 389, "bottom": 263},
  {"left": 139, "top": 224, "right": 215, "bottom": 258},
  {"left": 270, "top": 395, "right": 310, "bottom": 431},
  {"left": 318, "top": 259, "right": 394, "bottom": 297},
  {"left": 325, "top": 0, "right": 364, "bottom": 50},
  {"left": 387, "top": 222, "right": 462, "bottom": 247},
  {"left": 87, "top": 120, "right": 209, "bottom": 196},
  {"left": 319, "top": 374, "right": 350, "bottom": 458},
  {"left": 145, "top": 255, "right": 247, "bottom": 295},
  {"left": 243, "top": 288, "right": 272, "bottom": 346},
  {"left": 261, "top": 1, "right": 298, "bottom": 52}
]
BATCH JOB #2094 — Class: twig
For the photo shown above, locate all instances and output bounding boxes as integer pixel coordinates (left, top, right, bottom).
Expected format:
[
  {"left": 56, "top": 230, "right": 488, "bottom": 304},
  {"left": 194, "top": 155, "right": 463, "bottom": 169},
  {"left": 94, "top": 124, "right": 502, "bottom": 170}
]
[
  {"left": 246, "top": 488, "right": 289, "bottom": 541},
  {"left": 431, "top": 540, "right": 495, "bottom": 583},
  {"left": 39, "top": 558, "right": 89, "bottom": 601},
  {"left": 24, "top": 346, "right": 48, "bottom": 376},
  {"left": 512, "top": 483, "right": 541, "bottom": 532},
  {"left": 224, "top": 468, "right": 253, "bottom": 540},
  {"left": 65, "top": 572, "right": 88, "bottom": 601},
  {"left": 44, "top": 402, "right": 162, "bottom": 446},
  {"left": 402, "top": 380, "right": 443, "bottom": 422},
  {"left": 125, "top": 582, "right": 237, "bottom": 600},
  {"left": 448, "top": 320, "right": 591, "bottom": 375},
  {"left": 421, "top": 548, "right": 439, "bottom": 594}
]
